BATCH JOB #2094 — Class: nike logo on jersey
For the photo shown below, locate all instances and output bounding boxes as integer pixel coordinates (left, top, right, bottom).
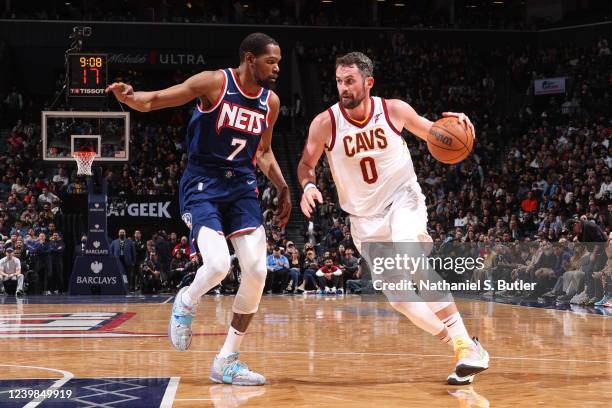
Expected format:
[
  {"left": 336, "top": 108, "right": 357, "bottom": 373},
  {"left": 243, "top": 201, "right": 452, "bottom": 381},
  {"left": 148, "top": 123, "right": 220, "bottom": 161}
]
[
  {"left": 343, "top": 128, "right": 388, "bottom": 157},
  {"left": 216, "top": 101, "right": 265, "bottom": 135},
  {"left": 247, "top": 180, "right": 256, "bottom": 185}
]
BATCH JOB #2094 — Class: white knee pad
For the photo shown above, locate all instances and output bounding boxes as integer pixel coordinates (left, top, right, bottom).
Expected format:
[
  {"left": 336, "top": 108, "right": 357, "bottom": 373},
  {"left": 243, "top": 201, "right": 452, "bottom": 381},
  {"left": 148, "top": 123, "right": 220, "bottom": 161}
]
[
  {"left": 230, "top": 226, "right": 267, "bottom": 314},
  {"left": 198, "top": 226, "right": 231, "bottom": 282}
]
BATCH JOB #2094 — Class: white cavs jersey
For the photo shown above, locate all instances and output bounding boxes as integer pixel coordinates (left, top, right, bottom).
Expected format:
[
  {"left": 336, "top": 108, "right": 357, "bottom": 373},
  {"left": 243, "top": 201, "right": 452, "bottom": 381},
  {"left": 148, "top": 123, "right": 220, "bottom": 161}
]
[{"left": 325, "top": 96, "right": 417, "bottom": 217}]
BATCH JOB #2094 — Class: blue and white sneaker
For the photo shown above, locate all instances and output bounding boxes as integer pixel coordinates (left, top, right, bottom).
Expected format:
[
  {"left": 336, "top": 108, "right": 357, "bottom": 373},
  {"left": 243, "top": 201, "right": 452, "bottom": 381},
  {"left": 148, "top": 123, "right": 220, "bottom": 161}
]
[
  {"left": 209, "top": 352, "right": 266, "bottom": 386},
  {"left": 594, "top": 293, "right": 612, "bottom": 306},
  {"left": 168, "top": 286, "right": 197, "bottom": 351}
]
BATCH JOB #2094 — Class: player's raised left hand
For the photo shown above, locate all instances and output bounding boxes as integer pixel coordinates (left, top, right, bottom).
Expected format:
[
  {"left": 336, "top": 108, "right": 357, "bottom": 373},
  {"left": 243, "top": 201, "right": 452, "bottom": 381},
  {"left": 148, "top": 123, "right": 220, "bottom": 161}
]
[
  {"left": 275, "top": 185, "right": 292, "bottom": 229},
  {"left": 442, "top": 112, "right": 475, "bottom": 139}
]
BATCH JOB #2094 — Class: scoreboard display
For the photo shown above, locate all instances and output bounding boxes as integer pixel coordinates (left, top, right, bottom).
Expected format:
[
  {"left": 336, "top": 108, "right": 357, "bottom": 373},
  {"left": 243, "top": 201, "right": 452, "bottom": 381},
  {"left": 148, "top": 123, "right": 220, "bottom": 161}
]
[{"left": 69, "top": 53, "right": 108, "bottom": 98}]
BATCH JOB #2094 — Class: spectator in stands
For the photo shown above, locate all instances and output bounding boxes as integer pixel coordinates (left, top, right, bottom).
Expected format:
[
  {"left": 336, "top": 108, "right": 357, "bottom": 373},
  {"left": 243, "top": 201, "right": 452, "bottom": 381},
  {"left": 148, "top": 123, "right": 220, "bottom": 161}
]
[
  {"left": 520, "top": 191, "right": 538, "bottom": 214},
  {"left": 48, "top": 231, "right": 65, "bottom": 294},
  {"left": 169, "top": 250, "right": 188, "bottom": 288},
  {"left": 20, "top": 203, "right": 39, "bottom": 224},
  {"left": 295, "top": 247, "right": 319, "bottom": 294},
  {"left": 568, "top": 219, "right": 609, "bottom": 305},
  {"left": 339, "top": 246, "right": 359, "bottom": 290},
  {"left": 28, "top": 233, "right": 51, "bottom": 295},
  {"left": 266, "top": 246, "right": 289, "bottom": 294},
  {"left": 0, "top": 247, "right": 24, "bottom": 296},
  {"left": 141, "top": 251, "right": 163, "bottom": 293},
  {"left": 38, "top": 187, "right": 60, "bottom": 206},
  {"left": 110, "top": 229, "right": 137, "bottom": 292},
  {"left": 315, "top": 257, "right": 342, "bottom": 295},
  {"left": 52, "top": 167, "right": 69, "bottom": 189},
  {"left": 172, "top": 236, "right": 190, "bottom": 258},
  {"left": 133, "top": 230, "right": 146, "bottom": 291},
  {"left": 287, "top": 249, "right": 301, "bottom": 294},
  {"left": 154, "top": 230, "right": 172, "bottom": 280}
]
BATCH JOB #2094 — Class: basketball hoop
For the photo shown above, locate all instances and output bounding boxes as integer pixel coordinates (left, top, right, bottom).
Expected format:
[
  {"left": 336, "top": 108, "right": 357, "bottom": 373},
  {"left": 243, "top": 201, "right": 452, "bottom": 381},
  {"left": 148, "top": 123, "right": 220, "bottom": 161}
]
[{"left": 73, "top": 151, "right": 97, "bottom": 176}]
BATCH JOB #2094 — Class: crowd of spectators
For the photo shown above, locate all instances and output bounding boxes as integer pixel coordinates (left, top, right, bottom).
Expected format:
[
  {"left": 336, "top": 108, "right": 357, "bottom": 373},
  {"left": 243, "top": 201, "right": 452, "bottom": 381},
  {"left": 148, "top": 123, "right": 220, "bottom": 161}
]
[
  {"left": 0, "top": 29, "right": 610, "bottom": 306},
  {"left": 4, "top": 0, "right": 610, "bottom": 30}
]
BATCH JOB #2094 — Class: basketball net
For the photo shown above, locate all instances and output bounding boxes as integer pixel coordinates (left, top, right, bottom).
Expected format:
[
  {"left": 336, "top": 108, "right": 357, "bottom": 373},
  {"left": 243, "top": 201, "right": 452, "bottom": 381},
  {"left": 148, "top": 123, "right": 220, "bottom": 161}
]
[{"left": 73, "top": 151, "right": 96, "bottom": 176}]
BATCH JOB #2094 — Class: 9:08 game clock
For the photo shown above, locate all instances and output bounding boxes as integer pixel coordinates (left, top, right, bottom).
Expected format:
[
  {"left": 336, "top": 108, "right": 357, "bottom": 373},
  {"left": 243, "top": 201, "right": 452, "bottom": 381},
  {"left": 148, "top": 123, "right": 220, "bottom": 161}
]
[{"left": 69, "top": 53, "right": 108, "bottom": 97}]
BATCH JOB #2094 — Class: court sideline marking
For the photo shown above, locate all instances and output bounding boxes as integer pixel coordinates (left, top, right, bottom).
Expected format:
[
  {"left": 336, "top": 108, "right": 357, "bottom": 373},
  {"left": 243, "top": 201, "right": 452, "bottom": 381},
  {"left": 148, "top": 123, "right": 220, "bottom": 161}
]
[{"left": 160, "top": 376, "right": 180, "bottom": 407}]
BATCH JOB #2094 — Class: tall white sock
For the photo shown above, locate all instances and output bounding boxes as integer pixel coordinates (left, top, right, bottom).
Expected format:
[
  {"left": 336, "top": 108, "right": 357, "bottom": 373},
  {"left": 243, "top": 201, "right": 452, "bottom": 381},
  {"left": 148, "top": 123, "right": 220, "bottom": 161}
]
[
  {"left": 441, "top": 312, "right": 470, "bottom": 344},
  {"left": 218, "top": 327, "right": 245, "bottom": 358}
]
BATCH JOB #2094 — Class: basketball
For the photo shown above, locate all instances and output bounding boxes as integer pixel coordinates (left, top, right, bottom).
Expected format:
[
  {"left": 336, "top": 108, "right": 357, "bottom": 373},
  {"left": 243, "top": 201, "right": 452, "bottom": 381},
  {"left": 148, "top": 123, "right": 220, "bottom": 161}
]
[{"left": 427, "top": 117, "right": 474, "bottom": 164}]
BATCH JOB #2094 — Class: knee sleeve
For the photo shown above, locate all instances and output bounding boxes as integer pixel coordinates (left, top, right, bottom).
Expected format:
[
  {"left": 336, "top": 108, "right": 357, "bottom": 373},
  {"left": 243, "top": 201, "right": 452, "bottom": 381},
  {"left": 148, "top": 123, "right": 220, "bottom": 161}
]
[
  {"left": 231, "top": 226, "right": 267, "bottom": 314},
  {"left": 187, "top": 226, "right": 231, "bottom": 301}
]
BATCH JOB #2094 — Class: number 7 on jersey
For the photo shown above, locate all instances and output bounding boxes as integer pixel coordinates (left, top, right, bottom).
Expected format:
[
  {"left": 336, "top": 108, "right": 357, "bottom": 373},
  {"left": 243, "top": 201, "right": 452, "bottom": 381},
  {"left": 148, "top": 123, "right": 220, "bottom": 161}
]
[{"left": 227, "top": 137, "right": 247, "bottom": 161}]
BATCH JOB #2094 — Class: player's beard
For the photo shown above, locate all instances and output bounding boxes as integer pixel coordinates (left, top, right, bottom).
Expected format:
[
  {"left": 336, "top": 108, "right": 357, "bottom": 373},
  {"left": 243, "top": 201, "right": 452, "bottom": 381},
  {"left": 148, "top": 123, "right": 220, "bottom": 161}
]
[
  {"left": 340, "top": 87, "right": 365, "bottom": 109},
  {"left": 257, "top": 76, "right": 277, "bottom": 90},
  {"left": 255, "top": 68, "right": 278, "bottom": 90}
]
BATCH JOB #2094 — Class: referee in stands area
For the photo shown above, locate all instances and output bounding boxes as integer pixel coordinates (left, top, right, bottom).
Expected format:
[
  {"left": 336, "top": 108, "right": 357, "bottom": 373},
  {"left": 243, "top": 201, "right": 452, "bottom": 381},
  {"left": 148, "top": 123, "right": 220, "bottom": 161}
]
[{"left": 0, "top": 247, "right": 24, "bottom": 297}]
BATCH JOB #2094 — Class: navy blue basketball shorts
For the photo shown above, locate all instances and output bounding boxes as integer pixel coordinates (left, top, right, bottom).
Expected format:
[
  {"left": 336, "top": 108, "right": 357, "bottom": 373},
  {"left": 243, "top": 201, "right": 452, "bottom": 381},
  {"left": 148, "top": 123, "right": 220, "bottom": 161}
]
[{"left": 179, "top": 170, "right": 263, "bottom": 255}]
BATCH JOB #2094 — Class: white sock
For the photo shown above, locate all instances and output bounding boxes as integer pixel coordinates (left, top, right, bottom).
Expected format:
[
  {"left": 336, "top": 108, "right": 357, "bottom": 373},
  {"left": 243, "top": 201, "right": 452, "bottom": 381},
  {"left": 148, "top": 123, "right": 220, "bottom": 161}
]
[
  {"left": 218, "top": 327, "right": 245, "bottom": 358},
  {"left": 182, "top": 288, "right": 197, "bottom": 308},
  {"left": 441, "top": 312, "right": 470, "bottom": 345}
]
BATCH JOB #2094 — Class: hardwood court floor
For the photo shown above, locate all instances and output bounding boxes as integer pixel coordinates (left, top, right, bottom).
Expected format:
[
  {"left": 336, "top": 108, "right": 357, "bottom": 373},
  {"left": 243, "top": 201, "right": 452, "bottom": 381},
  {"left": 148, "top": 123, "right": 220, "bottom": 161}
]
[{"left": 1, "top": 295, "right": 611, "bottom": 407}]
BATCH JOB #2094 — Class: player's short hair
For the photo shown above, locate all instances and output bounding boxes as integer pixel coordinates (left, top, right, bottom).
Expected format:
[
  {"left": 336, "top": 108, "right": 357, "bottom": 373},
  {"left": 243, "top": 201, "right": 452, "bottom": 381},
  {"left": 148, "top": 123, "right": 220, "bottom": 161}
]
[
  {"left": 239, "top": 33, "right": 279, "bottom": 62},
  {"left": 335, "top": 52, "right": 374, "bottom": 77}
]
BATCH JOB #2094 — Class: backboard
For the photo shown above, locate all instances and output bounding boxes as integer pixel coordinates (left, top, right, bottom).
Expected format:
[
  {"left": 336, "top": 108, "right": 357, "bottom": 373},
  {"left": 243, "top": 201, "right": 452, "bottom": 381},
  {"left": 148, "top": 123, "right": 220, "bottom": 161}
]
[{"left": 42, "top": 111, "right": 129, "bottom": 162}]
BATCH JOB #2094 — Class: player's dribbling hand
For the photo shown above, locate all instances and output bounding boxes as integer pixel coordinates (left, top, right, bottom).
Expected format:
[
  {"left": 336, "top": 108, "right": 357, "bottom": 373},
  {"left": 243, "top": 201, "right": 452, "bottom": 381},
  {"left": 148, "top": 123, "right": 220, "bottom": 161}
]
[
  {"left": 105, "top": 82, "right": 134, "bottom": 103},
  {"left": 442, "top": 112, "right": 476, "bottom": 139},
  {"left": 300, "top": 186, "right": 323, "bottom": 219},
  {"left": 275, "top": 186, "right": 292, "bottom": 229}
]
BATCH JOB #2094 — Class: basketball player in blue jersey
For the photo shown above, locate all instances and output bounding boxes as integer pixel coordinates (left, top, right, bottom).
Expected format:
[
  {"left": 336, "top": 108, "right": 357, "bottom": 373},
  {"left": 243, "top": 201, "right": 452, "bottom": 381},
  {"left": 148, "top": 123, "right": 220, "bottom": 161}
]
[{"left": 106, "top": 33, "right": 290, "bottom": 385}]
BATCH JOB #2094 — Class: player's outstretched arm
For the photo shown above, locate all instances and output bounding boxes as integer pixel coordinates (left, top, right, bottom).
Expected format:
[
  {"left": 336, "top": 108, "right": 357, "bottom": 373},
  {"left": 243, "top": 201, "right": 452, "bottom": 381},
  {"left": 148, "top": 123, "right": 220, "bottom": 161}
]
[
  {"left": 256, "top": 92, "right": 291, "bottom": 228},
  {"left": 105, "top": 70, "right": 224, "bottom": 112},
  {"left": 297, "top": 111, "right": 329, "bottom": 218},
  {"left": 385, "top": 99, "right": 475, "bottom": 141}
]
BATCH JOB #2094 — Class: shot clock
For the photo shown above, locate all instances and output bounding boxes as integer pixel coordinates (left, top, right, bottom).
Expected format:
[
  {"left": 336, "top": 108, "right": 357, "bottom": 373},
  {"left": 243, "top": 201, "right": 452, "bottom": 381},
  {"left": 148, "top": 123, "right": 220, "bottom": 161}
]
[{"left": 69, "top": 53, "right": 108, "bottom": 98}]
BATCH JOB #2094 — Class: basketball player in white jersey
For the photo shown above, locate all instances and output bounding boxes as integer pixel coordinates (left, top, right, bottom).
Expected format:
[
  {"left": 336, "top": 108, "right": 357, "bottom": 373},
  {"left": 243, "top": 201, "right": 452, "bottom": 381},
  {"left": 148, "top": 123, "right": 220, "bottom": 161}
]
[{"left": 298, "top": 52, "right": 489, "bottom": 385}]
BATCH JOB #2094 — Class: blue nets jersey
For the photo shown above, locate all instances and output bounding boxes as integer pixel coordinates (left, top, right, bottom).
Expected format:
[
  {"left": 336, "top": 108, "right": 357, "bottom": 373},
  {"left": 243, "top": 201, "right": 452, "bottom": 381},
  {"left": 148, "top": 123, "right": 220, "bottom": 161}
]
[{"left": 185, "top": 68, "right": 271, "bottom": 177}]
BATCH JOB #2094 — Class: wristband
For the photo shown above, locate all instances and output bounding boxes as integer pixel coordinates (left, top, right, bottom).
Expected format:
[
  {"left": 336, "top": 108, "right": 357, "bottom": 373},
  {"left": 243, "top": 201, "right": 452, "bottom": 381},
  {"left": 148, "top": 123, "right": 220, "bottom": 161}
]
[{"left": 303, "top": 182, "right": 317, "bottom": 193}]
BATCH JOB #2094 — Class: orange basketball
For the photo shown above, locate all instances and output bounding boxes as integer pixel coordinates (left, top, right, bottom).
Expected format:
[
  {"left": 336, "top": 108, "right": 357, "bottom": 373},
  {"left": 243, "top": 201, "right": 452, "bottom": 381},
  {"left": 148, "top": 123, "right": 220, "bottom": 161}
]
[{"left": 427, "top": 116, "right": 474, "bottom": 164}]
